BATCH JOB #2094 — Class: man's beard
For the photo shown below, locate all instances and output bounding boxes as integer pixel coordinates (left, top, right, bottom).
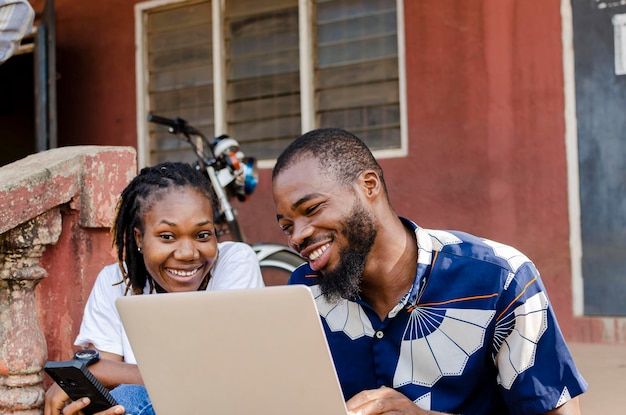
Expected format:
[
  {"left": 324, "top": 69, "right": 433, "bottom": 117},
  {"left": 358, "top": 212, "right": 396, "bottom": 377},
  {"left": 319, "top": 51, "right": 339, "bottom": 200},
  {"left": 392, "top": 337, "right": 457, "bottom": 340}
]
[{"left": 318, "top": 201, "right": 378, "bottom": 302}]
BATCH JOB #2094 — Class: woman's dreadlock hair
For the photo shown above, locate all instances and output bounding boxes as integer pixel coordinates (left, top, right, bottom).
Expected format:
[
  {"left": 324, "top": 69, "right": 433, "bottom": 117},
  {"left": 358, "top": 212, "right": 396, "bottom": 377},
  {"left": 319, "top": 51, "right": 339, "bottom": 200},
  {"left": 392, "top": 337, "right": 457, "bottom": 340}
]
[{"left": 112, "top": 162, "right": 218, "bottom": 295}]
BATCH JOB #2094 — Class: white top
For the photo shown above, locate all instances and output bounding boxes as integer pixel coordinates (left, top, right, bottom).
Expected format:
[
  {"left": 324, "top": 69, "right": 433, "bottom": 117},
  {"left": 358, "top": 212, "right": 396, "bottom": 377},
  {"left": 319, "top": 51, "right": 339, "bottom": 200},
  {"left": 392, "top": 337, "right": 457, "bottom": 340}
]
[{"left": 75, "top": 241, "right": 264, "bottom": 363}]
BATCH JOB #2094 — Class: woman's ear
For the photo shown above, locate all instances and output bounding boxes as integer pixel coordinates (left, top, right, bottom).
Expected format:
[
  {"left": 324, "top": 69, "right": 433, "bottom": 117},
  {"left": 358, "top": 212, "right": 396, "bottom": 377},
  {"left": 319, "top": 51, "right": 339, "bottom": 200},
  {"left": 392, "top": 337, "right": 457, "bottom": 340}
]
[{"left": 133, "top": 227, "right": 143, "bottom": 250}]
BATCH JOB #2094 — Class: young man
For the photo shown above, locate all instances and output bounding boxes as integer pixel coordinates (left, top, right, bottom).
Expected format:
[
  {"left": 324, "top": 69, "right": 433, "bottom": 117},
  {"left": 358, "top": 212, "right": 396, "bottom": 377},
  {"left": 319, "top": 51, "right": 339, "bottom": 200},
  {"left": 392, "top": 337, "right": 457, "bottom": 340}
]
[{"left": 272, "top": 128, "right": 587, "bottom": 415}]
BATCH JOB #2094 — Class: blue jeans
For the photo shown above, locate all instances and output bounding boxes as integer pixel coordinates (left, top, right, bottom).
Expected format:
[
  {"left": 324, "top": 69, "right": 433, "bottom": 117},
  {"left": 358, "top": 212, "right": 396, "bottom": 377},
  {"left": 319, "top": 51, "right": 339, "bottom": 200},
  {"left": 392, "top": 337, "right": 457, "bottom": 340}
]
[{"left": 110, "top": 384, "right": 155, "bottom": 415}]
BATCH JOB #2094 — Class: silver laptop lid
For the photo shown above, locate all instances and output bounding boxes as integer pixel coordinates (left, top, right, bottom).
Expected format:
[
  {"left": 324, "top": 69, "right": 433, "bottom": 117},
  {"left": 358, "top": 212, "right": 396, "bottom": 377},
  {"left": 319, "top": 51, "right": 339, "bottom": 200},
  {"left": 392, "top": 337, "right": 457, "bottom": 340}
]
[{"left": 116, "top": 285, "right": 348, "bottom": 415}]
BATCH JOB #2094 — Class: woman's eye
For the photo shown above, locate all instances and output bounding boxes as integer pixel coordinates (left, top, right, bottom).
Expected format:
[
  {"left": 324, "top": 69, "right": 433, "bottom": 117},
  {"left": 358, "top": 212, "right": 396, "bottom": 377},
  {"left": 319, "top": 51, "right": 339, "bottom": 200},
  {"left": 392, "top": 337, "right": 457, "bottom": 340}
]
[
  {"left": 198, "top": 231, "right": 213, "bottom": 240},
  {"left": 160, "top": 234, "right": 174, "bottom": 241}
]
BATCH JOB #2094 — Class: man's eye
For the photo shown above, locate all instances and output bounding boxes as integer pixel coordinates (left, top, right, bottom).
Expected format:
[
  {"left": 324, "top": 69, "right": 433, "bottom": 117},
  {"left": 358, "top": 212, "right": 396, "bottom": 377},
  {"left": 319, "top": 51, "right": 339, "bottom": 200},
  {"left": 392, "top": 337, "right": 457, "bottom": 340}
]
[
  {"left": 280, "top": 224, "right": 292, "bottom": 235},
  {"left": 305, "top": 204, "right": 320, "bottom": 215}
]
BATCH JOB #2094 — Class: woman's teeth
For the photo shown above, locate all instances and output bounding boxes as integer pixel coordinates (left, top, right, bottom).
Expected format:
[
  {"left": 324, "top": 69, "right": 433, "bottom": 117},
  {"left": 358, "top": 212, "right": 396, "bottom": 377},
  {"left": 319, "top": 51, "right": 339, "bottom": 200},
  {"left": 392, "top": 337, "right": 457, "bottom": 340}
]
[{"left": 168, "top": 268, "right": 198, "bottom": 277}]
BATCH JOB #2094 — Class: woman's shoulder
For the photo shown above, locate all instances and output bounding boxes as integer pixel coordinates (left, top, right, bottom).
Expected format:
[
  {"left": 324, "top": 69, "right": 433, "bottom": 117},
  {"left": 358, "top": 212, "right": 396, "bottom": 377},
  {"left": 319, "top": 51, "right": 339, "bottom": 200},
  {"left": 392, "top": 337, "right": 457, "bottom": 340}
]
[
  {"left": 91, "top": 263, "right": 127, "bottom": 293},
  {"left": 211, "top": 241, "right": 264, "bottom": 289},
  {"left": 217, "top": 241, "right": 256, "bottom": 259},
  {"left": 98, "top": 263, "right": 124, "bottom": 279}
]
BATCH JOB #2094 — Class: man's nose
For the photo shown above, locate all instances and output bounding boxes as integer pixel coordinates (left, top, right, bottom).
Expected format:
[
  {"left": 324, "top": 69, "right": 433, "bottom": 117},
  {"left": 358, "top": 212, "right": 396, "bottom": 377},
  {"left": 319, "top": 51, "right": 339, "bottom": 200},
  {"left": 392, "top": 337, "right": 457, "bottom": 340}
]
[{"left": 289, "top": 222, "right": 313, "bottom": 253}]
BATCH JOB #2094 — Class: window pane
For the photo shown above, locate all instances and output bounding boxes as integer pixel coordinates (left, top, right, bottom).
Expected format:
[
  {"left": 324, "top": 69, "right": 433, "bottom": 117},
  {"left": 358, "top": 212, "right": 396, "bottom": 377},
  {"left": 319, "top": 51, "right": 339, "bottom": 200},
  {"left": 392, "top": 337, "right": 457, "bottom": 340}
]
[
  {"left": 317, "top": 0, "right": 396, "bottom": 21},
  {"left": 316, "top": 0, "right": 400, "bottom": 151},
  {"left": 317, "top": 10, "right": 397, "bottom": 45},
  {"left": 320, "top": 104, "right": 400, "bottom": 134},
  {"left": 318, "top": 33, "right": 397, "bottom": 67},
  {"left": 225, "top": 0, "right": 301, "bottom": 160},
  {"left": 146, "top": 1, "right": 213, "bottom": 166}
]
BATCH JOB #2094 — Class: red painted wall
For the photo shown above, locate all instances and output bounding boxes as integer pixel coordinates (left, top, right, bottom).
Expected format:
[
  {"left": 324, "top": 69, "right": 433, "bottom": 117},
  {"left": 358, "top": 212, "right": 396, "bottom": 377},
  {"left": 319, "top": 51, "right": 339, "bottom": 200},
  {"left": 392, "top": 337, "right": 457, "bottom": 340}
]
[
  {"left": 37, "top": 214, "right": 116, "bottom": 364},
  {"left": 30, "top": 0, "right": 623, "bottom": 341},
  {"left": 30, "top": 0, "right": 140, "bottom": 148},
  {"left": 240, "top": 0, "right": 576, "bottom": 335},
  {"left": 396, "top": 1, "right": 574, "bottom": 325}
]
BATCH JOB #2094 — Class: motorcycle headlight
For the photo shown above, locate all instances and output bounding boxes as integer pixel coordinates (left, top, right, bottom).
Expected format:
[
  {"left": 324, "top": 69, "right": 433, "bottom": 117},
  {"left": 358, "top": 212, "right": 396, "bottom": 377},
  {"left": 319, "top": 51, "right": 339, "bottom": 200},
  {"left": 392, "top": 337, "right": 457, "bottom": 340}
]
[
  {"left": 213, "top": 136, "right": 240, "bottom": 158},
  {"left": 243, "top": 157, "right": 258, "bottom": 196}
]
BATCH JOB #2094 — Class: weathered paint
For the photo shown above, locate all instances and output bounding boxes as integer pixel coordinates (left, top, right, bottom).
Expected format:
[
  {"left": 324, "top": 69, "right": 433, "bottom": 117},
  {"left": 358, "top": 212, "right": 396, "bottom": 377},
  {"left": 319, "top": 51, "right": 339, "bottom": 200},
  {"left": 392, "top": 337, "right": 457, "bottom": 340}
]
[{"left": 0, "top": 146, "right": 136, "bottom": 411}]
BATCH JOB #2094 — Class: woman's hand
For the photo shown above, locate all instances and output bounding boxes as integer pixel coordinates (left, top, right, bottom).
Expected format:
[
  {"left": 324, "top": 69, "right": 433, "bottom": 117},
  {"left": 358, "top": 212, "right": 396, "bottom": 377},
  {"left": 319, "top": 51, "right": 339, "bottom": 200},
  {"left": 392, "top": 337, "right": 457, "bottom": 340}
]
[
  {"left": 59, "top": 397, "right": 125, "bottom": 415},
  {"left": 43, "top": 381, "right": 125, "bottom": 415},
  {"left": 44, "top": 382, "right": 70, "bottom": 415}
]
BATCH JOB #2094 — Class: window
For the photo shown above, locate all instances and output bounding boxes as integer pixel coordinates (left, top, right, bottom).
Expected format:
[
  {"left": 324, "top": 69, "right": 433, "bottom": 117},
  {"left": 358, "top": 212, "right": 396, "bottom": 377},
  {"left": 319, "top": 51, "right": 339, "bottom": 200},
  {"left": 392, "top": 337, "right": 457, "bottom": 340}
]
[
  {"left": 316, "top": 0, "right": 402, "bottom": 151},
  {"left": 136, "top": 0, "right": 406, "bottom": 167},
  {"left": 225, "top": 0, "right": 301, "bottom": 159},
  {"left": 569, "top": 1, "right": 626, "bottom": 316},
  {"left": 139, "top": 0, "right": 213, "bottom": 165}
]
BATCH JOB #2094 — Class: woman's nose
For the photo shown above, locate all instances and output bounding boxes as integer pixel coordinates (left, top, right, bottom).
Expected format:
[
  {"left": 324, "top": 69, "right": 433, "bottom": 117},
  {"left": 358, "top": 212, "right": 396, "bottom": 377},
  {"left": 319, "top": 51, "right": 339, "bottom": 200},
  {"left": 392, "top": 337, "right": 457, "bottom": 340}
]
[{"left": 175, "top": 240, "right": 199, "bottom": 260}]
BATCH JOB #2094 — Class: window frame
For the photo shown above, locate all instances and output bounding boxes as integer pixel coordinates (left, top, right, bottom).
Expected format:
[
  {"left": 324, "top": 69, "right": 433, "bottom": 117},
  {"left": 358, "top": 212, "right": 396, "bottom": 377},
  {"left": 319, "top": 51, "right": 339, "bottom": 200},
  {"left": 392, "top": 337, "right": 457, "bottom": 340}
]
[{"left": 135, "top": 0, "right": 408, "bottom": 168}]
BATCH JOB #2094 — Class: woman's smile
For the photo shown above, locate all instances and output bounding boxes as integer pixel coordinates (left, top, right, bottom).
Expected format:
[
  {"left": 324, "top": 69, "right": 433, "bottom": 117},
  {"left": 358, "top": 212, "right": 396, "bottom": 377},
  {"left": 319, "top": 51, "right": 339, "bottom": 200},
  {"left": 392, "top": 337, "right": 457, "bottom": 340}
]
[{"left": 135, "top": 188, "right": 218, "bottom": 293}]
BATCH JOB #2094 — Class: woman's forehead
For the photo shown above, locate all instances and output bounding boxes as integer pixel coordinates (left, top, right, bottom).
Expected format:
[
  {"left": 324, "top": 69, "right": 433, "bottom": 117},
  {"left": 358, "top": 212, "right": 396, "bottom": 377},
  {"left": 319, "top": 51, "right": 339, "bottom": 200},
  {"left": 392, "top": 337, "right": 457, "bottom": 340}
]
[{"left": 142, "top": 187, "right": 212, "bottom": 213}]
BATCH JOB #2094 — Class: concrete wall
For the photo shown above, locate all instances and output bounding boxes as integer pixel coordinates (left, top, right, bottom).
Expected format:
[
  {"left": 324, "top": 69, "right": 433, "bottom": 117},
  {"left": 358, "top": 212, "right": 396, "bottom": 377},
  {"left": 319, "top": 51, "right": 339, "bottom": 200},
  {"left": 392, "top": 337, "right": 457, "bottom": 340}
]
[
  {"left": 35, "top": 147, "right": 137, "bottom": 361},
  {"left": 0, "top": 146, "right": 136, "bottom": 412}
]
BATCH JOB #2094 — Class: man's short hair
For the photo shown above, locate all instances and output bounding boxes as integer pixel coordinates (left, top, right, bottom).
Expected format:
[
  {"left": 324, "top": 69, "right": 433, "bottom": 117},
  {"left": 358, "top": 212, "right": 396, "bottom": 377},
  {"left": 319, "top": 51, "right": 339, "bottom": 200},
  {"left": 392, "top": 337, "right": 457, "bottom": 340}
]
[{"left": 273, "top": 128, "right": 387, "bottom": 194}]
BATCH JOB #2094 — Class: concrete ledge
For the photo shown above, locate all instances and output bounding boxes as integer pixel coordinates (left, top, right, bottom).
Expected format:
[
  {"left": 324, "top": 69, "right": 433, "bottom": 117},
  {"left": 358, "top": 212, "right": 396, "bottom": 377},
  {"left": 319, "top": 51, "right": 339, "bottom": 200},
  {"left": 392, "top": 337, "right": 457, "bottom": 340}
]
[
  {"left": 0, "top": 146, "right": 136, "bottom": 234},
  {"left": 0, "top": 146, "right": 137, "bottom": 413},
  {"left": 569, "top": 342, "right": 626, "bottom": 413}
]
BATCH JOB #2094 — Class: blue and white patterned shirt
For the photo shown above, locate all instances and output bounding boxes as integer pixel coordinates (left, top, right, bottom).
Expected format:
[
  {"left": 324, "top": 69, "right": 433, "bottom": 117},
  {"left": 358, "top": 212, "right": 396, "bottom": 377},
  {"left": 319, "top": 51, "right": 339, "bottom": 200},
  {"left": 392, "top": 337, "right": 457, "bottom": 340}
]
[{"left": 288, "top": 218, "right": 587, "bottom": 415}]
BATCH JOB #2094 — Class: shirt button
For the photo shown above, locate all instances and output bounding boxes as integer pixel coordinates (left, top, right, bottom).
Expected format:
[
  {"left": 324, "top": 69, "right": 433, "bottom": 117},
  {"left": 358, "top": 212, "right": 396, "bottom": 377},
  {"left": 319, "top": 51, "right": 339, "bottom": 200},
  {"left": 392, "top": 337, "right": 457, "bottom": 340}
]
[{"left": 375, "top": 330, "right": 384, "bottom": 339}]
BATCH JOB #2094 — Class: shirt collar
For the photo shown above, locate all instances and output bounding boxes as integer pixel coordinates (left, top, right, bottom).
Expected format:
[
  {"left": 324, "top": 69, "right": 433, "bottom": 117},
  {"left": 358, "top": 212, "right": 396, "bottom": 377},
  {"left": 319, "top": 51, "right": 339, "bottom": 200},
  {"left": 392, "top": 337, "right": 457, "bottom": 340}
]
[{"left": 385, "top": 217, "right": 432, "bottom": 316}]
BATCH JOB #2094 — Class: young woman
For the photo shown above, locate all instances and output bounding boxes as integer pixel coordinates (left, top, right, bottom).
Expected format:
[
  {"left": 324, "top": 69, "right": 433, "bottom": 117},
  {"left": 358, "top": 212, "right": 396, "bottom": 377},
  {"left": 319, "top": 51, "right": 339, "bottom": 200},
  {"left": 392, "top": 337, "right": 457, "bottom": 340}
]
[{"left": 44, "top": 162, "right": 264, "bottom": 415}]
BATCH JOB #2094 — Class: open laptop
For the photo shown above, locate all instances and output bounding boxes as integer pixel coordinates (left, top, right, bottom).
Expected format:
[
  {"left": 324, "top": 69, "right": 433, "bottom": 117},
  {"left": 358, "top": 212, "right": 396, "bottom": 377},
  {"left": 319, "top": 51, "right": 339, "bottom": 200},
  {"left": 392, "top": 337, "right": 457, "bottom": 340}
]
[{"left": 115, "top": 285, "right": 349, "bottom": 415}]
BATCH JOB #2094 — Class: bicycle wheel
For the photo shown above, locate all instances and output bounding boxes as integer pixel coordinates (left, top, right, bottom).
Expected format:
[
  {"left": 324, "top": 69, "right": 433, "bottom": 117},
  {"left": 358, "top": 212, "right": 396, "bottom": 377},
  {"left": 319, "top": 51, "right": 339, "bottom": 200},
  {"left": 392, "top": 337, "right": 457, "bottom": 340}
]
[{"left": 253, "top": 244, "right": 305, "bottom": 286}]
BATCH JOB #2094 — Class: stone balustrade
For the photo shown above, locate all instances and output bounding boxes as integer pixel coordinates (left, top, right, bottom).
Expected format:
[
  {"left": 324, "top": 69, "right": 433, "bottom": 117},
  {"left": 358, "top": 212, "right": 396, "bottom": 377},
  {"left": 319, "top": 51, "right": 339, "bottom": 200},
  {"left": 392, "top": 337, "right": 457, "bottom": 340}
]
[{"left": 0, "top": 146, "right": 136, "bottom": 414}]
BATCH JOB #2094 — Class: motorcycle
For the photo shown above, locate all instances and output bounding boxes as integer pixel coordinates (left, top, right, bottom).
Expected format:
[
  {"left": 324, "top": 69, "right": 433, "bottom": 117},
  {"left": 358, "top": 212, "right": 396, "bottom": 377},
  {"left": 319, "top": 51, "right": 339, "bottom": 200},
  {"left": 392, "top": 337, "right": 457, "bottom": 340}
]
[{"left": 147, "top": 114, "right": 304, "bottom": 285}]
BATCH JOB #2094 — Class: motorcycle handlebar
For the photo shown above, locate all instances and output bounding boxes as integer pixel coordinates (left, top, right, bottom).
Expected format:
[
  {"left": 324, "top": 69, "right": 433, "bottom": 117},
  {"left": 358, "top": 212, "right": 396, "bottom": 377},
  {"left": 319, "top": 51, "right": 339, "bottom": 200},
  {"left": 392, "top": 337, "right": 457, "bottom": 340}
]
[
  {"left": 147, "top": 113, "right": 201, "bottom": 136},
  {"left": 147, "top": 113, "right": 179, "bottom": 128}
]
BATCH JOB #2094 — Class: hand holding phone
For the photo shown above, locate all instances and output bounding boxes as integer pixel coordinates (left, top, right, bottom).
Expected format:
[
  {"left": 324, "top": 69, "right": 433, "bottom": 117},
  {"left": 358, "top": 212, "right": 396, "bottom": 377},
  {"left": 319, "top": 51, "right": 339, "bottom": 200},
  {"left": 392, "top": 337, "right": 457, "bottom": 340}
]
[{"left": 44, "top": 360, "right": 122, "bottom": 415}]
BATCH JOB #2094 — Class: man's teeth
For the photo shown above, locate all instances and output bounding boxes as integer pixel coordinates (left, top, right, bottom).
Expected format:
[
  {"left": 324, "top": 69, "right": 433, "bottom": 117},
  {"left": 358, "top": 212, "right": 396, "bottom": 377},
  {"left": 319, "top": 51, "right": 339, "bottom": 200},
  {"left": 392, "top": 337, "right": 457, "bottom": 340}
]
[
  {"left": 168, "top": 268, "right": 198, "bottom": 277},
  {"left": 309, "top": 243, "right": 330, "bottom": 261}
]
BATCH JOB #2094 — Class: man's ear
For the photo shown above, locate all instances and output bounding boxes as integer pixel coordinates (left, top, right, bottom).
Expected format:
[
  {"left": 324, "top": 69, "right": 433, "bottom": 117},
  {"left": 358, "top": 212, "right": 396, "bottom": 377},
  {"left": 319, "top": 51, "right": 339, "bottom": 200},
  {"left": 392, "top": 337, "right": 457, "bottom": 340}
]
[
  {"left": 133, "top": 227, "right": 143, "bottom": 249},
  {"left": 360, "top": 170, "right": 381, "bottom": 198}
]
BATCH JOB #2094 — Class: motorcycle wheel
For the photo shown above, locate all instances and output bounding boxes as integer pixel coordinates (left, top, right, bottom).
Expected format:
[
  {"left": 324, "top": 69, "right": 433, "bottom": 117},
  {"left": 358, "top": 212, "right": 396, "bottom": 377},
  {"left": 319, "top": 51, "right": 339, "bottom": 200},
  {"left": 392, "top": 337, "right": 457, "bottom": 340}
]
[{"left": 253, "top": 244, "right": 305, "bottom": 286}]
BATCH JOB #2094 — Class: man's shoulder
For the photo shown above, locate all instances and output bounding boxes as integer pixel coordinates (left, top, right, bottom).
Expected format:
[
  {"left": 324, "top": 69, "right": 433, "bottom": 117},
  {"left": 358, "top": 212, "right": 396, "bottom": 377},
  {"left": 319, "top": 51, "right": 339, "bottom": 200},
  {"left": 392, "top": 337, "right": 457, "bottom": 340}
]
[
  {"left": 416, "top": 226, "right": 534, "bottom": 274},
  {"left": 287, "top": 263, "right": 318, "bottom": 286}
]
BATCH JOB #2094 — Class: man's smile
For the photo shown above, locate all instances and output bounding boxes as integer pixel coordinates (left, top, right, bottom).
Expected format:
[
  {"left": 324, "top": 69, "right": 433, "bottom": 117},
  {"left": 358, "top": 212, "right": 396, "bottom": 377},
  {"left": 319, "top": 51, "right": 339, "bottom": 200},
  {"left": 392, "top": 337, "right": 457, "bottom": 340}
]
[{"left": 308, "top": 242, "right": 331, "bottom": 261}]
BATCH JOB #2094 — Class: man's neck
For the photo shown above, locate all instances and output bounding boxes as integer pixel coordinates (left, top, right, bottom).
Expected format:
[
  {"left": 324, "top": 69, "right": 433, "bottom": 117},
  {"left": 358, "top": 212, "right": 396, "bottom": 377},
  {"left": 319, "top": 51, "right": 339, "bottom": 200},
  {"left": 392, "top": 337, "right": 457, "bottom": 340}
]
[{"left": 360, "top": 217, "right": 418, "bottom": 320}]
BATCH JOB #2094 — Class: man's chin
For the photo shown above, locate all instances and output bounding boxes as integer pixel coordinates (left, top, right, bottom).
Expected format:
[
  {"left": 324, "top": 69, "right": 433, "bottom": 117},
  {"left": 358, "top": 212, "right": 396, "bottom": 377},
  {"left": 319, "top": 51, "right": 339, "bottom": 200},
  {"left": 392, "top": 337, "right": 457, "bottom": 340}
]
[
  {"left": 318, "top": 272, "right": 361, "bottom": 302},
  {"left": 313, "top": 259, "right": 335, "bottom": 277},
  {"left": 316, "top": 266, "right": 329, "bottom": 278},
  {"left": 319, "top": 286, "right": 345, "bottom": 303},
  {"left": 309, "top": 260, "right": 325, "bottom": 273}
]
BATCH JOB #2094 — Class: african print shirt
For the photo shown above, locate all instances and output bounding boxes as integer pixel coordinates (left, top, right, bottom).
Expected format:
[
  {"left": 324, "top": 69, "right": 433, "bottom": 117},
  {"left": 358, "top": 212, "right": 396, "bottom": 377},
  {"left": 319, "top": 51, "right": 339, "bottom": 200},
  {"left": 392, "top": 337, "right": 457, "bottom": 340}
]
[{"left": 288, "top": 218, "right": 587, "bottom": 415}]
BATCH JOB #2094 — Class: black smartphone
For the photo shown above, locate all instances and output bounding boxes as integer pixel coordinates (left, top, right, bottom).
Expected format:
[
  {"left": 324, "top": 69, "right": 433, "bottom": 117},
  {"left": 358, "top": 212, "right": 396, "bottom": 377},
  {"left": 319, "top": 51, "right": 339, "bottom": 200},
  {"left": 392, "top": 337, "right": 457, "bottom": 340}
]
[{"left": 44, "top": 360, "right": 122, "bottom": 415}]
